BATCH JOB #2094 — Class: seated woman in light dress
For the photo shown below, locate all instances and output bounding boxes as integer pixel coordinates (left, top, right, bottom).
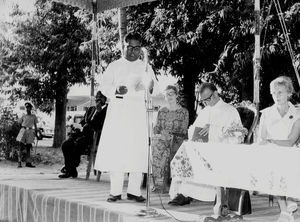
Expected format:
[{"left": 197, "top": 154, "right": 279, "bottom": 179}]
[
  {"left": 152, "top": 85, "right": 189, "bottom": 193},
  {"left": 258, "top": 76, "right": 300, "bottom": 222}
]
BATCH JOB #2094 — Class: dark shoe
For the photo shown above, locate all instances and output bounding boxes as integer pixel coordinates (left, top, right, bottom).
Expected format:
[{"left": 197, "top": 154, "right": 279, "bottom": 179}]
[
  {"left": 17, "top": 162, "right": 22, "bottom": 168},
  {"left": 25, "top": 163, "right": 35, "bottom": 168},
  {"left": 58, "top": 173, "right": 72, "bottom": 179},
  {"left": 60, "top": 166, "right": 66, "bottom": 173},
  {"left": 70, "top": 169, "right": 78, "bottom": 178},
  {"left": 107, "top": 194, "right": 121, "bottom": 202},
  {"left": 168, "top": 194, "right": 191, "bottom": 206},
  {"left": 127, "top": 193, "right": 146, "bottom": 202},
  {"left": 59, "top": 171, "right": 78, "bottom": 179}
]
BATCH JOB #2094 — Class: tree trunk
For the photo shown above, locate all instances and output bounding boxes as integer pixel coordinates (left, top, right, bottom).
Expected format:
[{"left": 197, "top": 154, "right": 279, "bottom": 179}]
[
  {"left": 182, "top": 65, "right": 198, "bottom": 126},
  {"left": 118, "top": 7, "right": 127, "bottom": 52},
  {"left": 52, "top": 78, "right": 68, "bottom": 148}
]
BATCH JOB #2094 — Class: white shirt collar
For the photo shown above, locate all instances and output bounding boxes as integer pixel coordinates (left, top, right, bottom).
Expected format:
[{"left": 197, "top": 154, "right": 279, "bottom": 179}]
[
  {"left": 211, "top": 98, "right": 224, "bottom": 109},
  {"left": 269, "top": 102, "right": 297, "bottom": 119}
]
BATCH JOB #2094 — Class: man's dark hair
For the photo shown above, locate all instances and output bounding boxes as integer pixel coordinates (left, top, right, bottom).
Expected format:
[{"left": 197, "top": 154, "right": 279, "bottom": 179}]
[
  {"left": 124, "top": 32, "right": 143, "bottom": 44},
  {"left": 199, "top": 83, "right": 217, "bottom": 94},
  {"left": 95, "top": 91, "right": 106, "bottom": 101}
]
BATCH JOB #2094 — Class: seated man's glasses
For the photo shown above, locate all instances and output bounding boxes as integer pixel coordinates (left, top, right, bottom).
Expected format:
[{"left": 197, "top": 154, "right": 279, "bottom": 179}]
[
  {"left": 166, "top": 92, "right": 176, "bottom": 97},
  {"left": 200, "top": 93, "right": 214, "bottom": 103}
]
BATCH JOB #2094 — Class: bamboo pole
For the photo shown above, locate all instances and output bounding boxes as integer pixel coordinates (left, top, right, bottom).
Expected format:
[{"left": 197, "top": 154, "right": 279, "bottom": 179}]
[
  {"left": 246, "top": 0, "right": 260, "bottom": 143},
  {"left": 254, "top": 0, "right": 260, "bottom": 107},
  {"left": 90, "top": 0, "right": 97, "bottom": 98}
]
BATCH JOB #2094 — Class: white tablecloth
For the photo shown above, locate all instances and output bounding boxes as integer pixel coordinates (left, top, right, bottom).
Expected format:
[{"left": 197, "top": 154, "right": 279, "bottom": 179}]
[{"left": 170, "top": 141, "right": 300, "bottom": 199}]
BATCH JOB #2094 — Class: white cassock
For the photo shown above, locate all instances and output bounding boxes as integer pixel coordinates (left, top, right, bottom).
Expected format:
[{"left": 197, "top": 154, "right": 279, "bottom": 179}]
[
  {"left": 169, "top": 99, "right": 242, "bottom": 201},
  {"left": 94, "top": 57, "right": 157, "bottom": 196}
]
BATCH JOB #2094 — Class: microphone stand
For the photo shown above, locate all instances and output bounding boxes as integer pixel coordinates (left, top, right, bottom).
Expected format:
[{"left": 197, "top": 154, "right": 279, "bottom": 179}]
[{"left": 136, "top": 48, "right": 159, "bottom": 217}]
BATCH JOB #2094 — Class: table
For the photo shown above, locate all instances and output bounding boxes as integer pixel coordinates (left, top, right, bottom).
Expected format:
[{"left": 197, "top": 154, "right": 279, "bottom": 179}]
[{"left": 170, "top": 141, "right": 300, "bottom": 200}]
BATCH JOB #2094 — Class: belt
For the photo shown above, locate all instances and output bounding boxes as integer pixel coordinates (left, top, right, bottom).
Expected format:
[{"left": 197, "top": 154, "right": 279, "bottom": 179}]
[{"left": 22, "top": 126, "right": 33, "bottom": 130}]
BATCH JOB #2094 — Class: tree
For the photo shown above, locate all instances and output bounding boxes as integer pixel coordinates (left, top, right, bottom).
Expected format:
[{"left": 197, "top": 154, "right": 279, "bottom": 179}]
[
  {"left": 128, "top": 0, "right": 245, "bottom": 123},
  {"left": 118, "top": 7, "right": 127, "bottom": 51},
  {"left": 128, "top": 0, "right": 300, "bottom": 117},
  {"left": 1, "top": 0, "right": 92, "bottom": 147},
  {"left": 213, "top": 1, "right": 300, "bottom": 108}
]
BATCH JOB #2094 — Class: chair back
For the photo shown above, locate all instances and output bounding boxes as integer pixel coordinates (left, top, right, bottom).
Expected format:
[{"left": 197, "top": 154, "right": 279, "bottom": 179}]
[{"left": 236, "top": 106, "right": 256, "bottom": 144}]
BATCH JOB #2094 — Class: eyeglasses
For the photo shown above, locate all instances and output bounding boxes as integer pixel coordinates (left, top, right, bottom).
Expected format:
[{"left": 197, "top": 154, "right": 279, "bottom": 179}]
[
  {"left": 200, "top": 93, "right": 214, "bottom": 103},
  {"left": 165, "top": 91, "right": 177, "bottom": 97},
  {"left": 126, "top": 45, "right": 141, "bottom": 52}
]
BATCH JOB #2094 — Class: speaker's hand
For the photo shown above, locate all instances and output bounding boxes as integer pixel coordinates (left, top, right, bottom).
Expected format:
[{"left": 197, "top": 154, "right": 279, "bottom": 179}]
[{"left": 116, "top": 85, "right": 128, "bottom": 95}]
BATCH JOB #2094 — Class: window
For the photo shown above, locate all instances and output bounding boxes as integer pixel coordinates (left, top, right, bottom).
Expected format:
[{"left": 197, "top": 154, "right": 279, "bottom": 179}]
[{"left": 67, "top": 106, "right": 77, "bottom": 111}]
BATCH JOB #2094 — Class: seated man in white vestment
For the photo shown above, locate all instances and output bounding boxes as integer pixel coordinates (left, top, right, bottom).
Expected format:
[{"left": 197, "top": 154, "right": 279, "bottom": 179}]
[
  {"left": 94, "top": 32, "right": 157, "bottom": 202},
  {"left": 169, "top": 83, "right": 251, "bottom": 216}
]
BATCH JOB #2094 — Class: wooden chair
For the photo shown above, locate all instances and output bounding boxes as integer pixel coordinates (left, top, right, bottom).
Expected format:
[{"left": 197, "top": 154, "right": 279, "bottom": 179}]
[{"left": 86, "top": 131, "right": 101, "bottom": 181}]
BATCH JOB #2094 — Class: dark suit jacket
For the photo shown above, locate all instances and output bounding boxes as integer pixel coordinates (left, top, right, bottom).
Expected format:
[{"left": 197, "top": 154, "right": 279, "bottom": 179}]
[{"left": 80, "top": 106, "right": 107, "bottom": 137}]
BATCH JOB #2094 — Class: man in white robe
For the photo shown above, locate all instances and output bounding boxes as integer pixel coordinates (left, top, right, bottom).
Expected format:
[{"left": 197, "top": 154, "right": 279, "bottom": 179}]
[
  {"left": 94, "top": 32, "right": 156, "bottom": 202},
  {"left": 169, "top": 83, "right": 244, "bottom": 215}
]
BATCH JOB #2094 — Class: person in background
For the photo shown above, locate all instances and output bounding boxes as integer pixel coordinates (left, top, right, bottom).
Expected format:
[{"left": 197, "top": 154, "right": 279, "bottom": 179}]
[
  {"left": 59, "top": 91, "right": 107, "bottom": 178},
  {"left": 16, "top": 102, "right": 38, "bottom": 168},
  {"left": 152, "top": 85, "right": 189, "bottom": 193},
  {"left": 258, "top": 76, "right": 299, "bottom": 222},
  {"left": 66, "top": 115, "right": 73, "bottom": 137}
]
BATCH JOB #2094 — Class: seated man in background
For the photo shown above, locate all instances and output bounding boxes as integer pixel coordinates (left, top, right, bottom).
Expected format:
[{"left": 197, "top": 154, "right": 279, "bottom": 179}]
[{"left": 59, "top": 91, "right": 107, "bottom": 178}]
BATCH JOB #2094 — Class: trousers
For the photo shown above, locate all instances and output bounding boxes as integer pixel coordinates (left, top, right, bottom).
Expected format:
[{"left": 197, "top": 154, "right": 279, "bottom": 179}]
[{"left": 110, "top": 172, "right": 143, "bottom": 196}]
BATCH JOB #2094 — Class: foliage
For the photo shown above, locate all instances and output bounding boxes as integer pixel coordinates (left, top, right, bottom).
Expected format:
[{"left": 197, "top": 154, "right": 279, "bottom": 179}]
[
  {"left": 96, "top": 9, "right": 120, "bottom": 72},
  {"left": 128, "top": 0, "right": 300, "bottom": 115},
  {"left": 0, "top": 106, "right": 20, "bottom": 160},
  {"left": 212, "top": 1, "right": 300, "bottom": 108},
  {"left": 1, "top": 0, "right": 92, "bottom": 146},
  {"left": 127, "top": 0, "right": 235, "bottom": 123},
  {"left": 2, "top": 1, "right": 91, "bottom": 110}
]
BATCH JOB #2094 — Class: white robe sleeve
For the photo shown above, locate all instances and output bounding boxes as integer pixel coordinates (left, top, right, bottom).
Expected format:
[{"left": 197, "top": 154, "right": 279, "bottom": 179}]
[
  {"left": 231, "top": 108, "right": 242, "bottom": 126},
  {"left": 188, "top": 107, "right": 210, "bottom": 139},
  {"left": 99, "top": 63, "right": 116, "bottom": 101}
]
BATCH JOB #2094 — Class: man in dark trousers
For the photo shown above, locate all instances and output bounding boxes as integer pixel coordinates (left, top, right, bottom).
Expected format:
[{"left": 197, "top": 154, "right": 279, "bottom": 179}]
[{"left": 59, "top": 91, "right": 107, "bottom": 178}]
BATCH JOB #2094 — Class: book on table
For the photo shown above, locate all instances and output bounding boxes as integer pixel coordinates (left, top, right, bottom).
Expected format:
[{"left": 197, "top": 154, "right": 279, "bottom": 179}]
[{"left": 191, "top": 127, "right": 208, "bottom": 142}]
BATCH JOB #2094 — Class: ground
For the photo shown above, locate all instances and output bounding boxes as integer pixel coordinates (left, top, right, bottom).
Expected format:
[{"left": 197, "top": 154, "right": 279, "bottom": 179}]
[{"left": 0, "top": 138, "right": 89, "bottom": 176}]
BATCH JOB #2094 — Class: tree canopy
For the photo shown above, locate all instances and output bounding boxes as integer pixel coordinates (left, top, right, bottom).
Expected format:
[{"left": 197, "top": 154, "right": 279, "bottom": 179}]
[
  {"left": 1, "top": 0, "right": 92, "bottom": 146},
  {"left": 128, "top": 0, "right": 300, "bottom": 115}
]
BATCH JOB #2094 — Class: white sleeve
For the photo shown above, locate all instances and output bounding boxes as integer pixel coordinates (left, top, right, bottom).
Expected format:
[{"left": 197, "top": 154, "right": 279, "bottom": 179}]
[
  {"left": 99, "top": 63, "right": 116, "bottom": 100},
  {"left": 188, "top": 107, "right": 210, "bottom": 139},
  {"left": 192, "top": 107, "right": 210, "bottom": 128},
  {"left": 232, "top": 108, "right": 242, "bottom": 126}
]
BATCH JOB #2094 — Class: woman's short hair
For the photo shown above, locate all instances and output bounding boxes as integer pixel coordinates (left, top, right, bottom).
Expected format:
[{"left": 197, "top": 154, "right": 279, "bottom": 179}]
[
  {"left": 270, "top": 76, "right": 294, "bottom": 94},
  {"left": 165, "top": 85, "right": 178, "bottom": 95}
]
